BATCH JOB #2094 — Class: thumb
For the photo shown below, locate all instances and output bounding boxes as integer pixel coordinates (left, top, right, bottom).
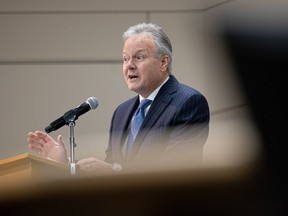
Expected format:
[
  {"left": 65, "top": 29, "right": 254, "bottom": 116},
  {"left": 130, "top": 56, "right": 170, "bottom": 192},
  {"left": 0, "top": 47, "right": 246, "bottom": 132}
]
[{"left": 57, "top": 134, "right": 65, "bottom": 146}]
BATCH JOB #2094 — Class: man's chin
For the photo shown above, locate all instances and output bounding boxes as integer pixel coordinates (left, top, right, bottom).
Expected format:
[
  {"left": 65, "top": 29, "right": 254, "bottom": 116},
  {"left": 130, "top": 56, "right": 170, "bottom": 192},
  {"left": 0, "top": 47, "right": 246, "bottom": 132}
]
[{"left": 127, "top": 84, "right": 138, "bottom": 92}]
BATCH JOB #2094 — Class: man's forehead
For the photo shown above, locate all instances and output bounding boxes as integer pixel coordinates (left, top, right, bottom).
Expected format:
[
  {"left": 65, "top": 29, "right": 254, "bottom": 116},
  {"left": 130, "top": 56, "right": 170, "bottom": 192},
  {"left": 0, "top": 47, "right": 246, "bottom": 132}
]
[
  {"left": 123, "top": 37, "right": 155, "bottom": 54},
  {"left": 123, "top": 47, "right": 147, "bottom": 55}
]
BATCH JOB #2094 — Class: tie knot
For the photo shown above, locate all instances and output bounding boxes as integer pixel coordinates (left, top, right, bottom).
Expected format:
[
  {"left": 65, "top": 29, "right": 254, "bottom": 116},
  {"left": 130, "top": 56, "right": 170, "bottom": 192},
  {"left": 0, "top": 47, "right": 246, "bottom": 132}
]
[{"left": 139, "top": 99, "right": 152, "bottom": 110}]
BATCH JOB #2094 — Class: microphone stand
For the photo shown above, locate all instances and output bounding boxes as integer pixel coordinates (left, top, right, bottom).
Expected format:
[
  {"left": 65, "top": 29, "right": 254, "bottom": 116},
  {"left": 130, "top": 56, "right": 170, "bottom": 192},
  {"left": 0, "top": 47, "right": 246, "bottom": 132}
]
[
  {"left": 68, "top": 120, "right": 77, "bottom": 175},
  {"left": 63, "top": 110, "right": 78, "bottom": 175}
]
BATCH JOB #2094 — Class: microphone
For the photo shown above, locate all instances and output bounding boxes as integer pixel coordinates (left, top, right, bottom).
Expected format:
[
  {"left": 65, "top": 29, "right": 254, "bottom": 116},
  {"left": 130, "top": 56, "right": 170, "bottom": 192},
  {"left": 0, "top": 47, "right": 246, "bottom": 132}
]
[{"left": 45, "top": 97, "right": 99, "bottom": 133}]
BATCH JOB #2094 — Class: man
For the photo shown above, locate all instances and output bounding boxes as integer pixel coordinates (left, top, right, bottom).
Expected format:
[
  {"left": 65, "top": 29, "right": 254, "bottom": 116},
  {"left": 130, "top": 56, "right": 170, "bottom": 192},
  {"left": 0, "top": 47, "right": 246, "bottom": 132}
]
[{"left": 27, "top": 23, "right": 210, "bottom": 172}]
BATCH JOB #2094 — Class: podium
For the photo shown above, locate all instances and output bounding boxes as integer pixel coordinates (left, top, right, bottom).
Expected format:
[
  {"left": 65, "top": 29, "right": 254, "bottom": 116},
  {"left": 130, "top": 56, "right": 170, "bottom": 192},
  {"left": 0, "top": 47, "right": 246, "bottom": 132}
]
[
  {"left": 0, "top": 153, "right": 69, "bottom": 188},
  {"left": 0, "top": 153, "right": 266, "bottom": 215}
]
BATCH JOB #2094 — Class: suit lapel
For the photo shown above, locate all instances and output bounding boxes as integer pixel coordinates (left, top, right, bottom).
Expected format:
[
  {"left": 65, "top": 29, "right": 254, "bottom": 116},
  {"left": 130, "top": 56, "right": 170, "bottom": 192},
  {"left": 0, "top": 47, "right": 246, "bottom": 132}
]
[
  {"left": 127, "top": 76, "right": 179, "bottom": 160},
  {"left": 114, "top": 96, "right": 139, "bottom": 161},
  {"left": 119, "top": 96, "right": 139, "bottom": 134}
]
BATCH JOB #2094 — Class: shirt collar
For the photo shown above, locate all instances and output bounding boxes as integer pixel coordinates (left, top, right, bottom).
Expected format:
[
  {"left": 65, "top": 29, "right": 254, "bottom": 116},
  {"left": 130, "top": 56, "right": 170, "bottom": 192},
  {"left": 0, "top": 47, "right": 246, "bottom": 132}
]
[{"left": 139, "top": 76, "right": 170, "bottom": 102}]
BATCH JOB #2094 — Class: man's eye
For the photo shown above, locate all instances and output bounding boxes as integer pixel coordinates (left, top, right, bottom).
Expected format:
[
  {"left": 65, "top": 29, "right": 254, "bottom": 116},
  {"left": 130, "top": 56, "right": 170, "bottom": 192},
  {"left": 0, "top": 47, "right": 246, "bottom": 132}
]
[{"left": 136, "top": 55, "right": 144, "bottom": 60}]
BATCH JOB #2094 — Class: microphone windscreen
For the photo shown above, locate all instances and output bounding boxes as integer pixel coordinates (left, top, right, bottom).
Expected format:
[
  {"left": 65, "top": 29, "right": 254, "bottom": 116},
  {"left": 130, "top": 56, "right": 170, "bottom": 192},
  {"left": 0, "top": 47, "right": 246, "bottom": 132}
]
[{"left": 86, "top": 97, "right": 99, "bottom": 110}]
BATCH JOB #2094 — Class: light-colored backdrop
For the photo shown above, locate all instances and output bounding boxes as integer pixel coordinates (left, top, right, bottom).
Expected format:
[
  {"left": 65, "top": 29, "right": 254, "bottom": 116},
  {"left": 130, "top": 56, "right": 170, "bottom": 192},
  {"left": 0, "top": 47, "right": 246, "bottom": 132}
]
[{"left": 2, "top": 0, "right": 279, "bottom": 167}]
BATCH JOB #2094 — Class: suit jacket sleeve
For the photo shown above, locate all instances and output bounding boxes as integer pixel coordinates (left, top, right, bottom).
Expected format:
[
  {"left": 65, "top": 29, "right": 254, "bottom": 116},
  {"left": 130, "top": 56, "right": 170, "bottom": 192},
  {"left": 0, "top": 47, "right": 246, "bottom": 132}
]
[{"left": 162, "top": 93, "right": 210, "bottom": 163}]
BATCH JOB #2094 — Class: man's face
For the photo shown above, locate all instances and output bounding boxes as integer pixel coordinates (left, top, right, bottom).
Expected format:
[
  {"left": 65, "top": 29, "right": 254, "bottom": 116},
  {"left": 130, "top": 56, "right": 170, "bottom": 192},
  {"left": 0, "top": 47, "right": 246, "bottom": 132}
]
[{"left": 122, "top": 34, "right": 168, "bottom": 98}]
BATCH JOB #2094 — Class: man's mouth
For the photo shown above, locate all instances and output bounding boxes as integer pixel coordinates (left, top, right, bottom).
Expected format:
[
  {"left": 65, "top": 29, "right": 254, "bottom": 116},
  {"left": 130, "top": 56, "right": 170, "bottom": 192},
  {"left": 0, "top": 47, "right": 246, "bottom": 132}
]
[{"left": 128, "top": 75, "right": 139, "bottom": 80}]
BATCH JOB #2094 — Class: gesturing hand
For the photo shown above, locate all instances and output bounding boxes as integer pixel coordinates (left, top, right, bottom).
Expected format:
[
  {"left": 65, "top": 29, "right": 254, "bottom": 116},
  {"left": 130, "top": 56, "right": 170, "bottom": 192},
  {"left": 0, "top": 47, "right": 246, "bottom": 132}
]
[
  {"left": 76, "top": 157, "right": 115, "bottom": 174},
  {"left": 27, "top": 131, "right": 68, "bottom": 164}
]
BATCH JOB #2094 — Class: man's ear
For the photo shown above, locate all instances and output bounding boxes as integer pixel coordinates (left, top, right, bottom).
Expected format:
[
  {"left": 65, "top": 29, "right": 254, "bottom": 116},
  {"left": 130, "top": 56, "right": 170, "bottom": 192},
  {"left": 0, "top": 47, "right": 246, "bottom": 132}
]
[{"left": 160, "top": 55, "right": 169, "bottom": 72}]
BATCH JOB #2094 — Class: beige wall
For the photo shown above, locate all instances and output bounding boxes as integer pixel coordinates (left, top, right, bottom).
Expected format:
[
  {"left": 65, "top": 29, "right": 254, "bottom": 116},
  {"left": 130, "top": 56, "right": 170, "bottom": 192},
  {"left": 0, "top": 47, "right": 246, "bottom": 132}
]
[{"left": 1, "top": 0, "right": 271, "bottom": 167}]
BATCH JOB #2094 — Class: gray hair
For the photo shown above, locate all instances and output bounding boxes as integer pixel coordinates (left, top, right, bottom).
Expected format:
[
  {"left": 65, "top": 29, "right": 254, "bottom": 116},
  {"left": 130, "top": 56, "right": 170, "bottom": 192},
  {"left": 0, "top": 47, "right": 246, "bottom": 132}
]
[{"left": 123, "top": 23, "right": 173, "bottom": 74}]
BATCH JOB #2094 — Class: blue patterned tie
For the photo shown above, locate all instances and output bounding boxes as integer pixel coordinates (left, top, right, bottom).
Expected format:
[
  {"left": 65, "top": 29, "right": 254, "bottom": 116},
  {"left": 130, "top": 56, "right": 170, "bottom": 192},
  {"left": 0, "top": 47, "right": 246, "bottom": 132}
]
[{"left": 127, "top": 99, "right": 152, "bottom": 154}]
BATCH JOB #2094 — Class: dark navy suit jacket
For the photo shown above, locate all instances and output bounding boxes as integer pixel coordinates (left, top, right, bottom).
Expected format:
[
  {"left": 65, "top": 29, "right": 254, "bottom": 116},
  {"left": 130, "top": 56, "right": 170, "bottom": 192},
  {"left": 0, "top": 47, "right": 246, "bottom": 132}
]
[{"left": 105, "top": 75, "right": 210, "bottom": 164}]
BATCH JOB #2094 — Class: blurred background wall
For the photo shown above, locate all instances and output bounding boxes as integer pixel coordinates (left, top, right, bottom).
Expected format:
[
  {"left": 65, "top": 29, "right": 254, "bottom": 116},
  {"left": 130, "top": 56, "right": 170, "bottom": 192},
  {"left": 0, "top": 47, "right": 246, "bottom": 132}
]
[
  {"left": 0, "top": 0, "right": 265, "bottom": 166},
  {"left": 2, "top": 1, "right": 288, "bottom": 214}
]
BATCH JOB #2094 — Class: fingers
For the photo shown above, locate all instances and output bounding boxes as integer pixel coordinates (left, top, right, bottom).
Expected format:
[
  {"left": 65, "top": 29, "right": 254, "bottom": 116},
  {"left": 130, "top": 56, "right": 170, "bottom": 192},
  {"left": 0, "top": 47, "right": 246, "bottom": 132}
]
[
  {"left": 35, "top": 130, "right": 53, "bottom": 143},
  {"left": 27, "top": 131, "right": 54, "bottom": 155},
  {"left": 77, "top": 157, "right": 113, "bottom": 171},
  {"left": 27, "top": 131, "right": 68, "bottom": 163},
  {"left": 28, "top": 143, "right": 42, "bottom": 154},
  {"left": 27, "top": 132, "right": 45, "bottom": 150},
  {"left": 76, "top": 158, "right": 93, "bottom": 170},
  {"left": 76, "top": 157, "right": 96, "bottom": 165}
]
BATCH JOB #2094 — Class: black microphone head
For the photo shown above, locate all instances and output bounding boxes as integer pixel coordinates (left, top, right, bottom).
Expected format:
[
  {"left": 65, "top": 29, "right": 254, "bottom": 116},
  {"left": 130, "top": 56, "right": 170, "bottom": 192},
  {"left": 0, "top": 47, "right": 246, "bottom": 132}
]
[
  {"left": 86, "top": 97, "right": 99, "bottom": 110},
  {"left": 45, "top": 125, "right": 53, "bottom": 133}
]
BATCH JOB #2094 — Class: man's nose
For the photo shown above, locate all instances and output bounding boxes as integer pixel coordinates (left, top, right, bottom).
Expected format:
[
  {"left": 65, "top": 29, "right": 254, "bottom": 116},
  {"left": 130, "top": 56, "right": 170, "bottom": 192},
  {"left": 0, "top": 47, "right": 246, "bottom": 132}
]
[{"left": 127, "top": 59, "right": 136, "bottom": 70}]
